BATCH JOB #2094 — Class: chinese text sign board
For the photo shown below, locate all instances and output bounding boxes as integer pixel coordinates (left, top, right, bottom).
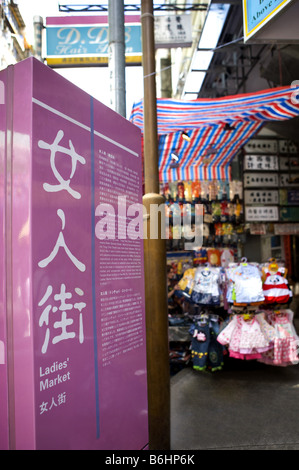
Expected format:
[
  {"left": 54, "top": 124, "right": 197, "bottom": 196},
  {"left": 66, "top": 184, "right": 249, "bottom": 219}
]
[
  {"left": 154, "top": 14, "right": 192, "bottom": 48},
  {"left": 243, "top": 0, "right": 294, "bottom": 41},
  {"left": 0, "top": 57, "right": 148, "bottom": 450},
  {"left": 46, "top": 16, "right": 142, "bottom": 67}
]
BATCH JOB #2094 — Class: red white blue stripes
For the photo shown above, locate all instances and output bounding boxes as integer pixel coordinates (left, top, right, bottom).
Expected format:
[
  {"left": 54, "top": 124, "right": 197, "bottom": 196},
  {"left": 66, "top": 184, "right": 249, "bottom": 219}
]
[{"left": 130, "top": 86, "right": 299, "bottom": 182}]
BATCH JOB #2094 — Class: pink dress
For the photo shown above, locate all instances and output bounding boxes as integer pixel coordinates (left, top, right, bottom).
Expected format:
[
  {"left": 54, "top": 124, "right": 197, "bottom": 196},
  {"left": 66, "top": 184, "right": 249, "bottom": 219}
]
[{"left": 259, "top": 310, "right": 299, "bottom": 366}]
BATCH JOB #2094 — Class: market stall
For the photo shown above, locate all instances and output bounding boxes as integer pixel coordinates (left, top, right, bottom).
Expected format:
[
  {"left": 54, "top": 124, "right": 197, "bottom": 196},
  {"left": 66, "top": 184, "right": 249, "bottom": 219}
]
[{"left": 130, "top": 85, "right": 299, "bottom": 373}]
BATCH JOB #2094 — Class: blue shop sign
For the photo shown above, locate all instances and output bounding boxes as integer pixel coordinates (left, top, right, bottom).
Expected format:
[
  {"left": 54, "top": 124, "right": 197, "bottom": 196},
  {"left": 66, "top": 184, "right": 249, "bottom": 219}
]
[
  {"left": 243, "top": 0, "right": 293, "bottom": 40},
  {"left": 46, "top": 23, "right": 142, "bottom": 65}
]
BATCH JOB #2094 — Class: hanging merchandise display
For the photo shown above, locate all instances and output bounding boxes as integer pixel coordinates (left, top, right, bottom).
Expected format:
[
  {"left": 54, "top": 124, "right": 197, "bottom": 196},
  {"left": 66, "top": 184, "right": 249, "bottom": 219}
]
[
  {"left": 171, "top": 257, "right": 299, "bottom": 373},
  {"left": 162, "top": 178, "right": 245, "bottom": 253}
]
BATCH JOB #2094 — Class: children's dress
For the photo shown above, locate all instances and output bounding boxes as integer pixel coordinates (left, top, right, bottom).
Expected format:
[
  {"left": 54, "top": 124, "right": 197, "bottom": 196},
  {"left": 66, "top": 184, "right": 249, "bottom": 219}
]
[
  {"left": 177, "top": 268, "right": 196, "bottom": 299},
  {"left": 191, "top": 267, "right": 221, "bottom": 305},
  {"left": 190, "top": 318, "right": 224, "bottom": 371},
  {"left": 259, "top": 310, "right": 299, "bottom": 366},
  {"left": 226, "top": 263, "right": 264, "bottom": 304},
  {"left": 262, "top": 269, "right": 292, "bottom": 304}
]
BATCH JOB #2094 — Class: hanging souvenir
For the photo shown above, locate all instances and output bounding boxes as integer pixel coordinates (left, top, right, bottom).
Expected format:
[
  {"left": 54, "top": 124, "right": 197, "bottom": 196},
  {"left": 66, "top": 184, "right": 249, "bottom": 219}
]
[
  {"left": 220, "top": 200, "right": 229, "bottom": 222},
  {"left": 179, "top": 202, "right": 184, "bottom": 217},
  {"left": 201, "top": 181, "right": 209, "bottom": 202},
  {"left": 182, "top": 203, "right": 191, "bottom": 218},
  {"left": 229, "top": 180, "right": 243, "bottom": 201},
  {"left": 169, "top": 182, "right": 178, "bottom": 201},
  {"left": 211, "top": 201, "right": 221, "bottom": 222},
  {"left": 227, "top": 202, "right": 235, "bottom": 223},
  {"left": 221, "top": 181, "right": 229, "bottom": 200},
  {"left": 165, "top": 223, "right": 172, "bottom": 240},
  {"left": 207, "top": 248, "right": 221, "bottom": 266},
  {"left": 220, "top": 248, "right": 235, "bottom": 268},
  {"left": 217, "top": 181, "right": 225, "bottom": 200},
  {"left": 194, "top": 248, "right": 208, "bottom": 265},
  {"left": 222, "top": 223, "right": 234, "bottom": 236},
  {"left": 173, "top": 223, "right": 181, "bottom": 240},
  {"left": 209, "top": 181, "right": 218, "bottom": 201},
  {"left": 234, "top": 199, "right": 243, "bottom": 222},
  {"left": 184, "top": 181, "right": 192, "bottom": 202},
  {"left": 190, "top": 317, "right": 224, "bottom": 372},
  {"left": 177, "top": 181, "right": 185, "bottom": 201},
  {"left": 183, "top": 223, "right": 195, "bottom": 242},
  {"left": 161, "top": 182, "right": 170, "bottom": 199},
  {"left": 214, "top": 222, "right": 223, "bottom": 237},
  {"left": 165, "top": 202, "right": 171, "bottom": 218},
  {"left": 203, "top": 200, "right": 213, "bottom": 224},
  {"left": 203, "top": 223, "right": 210, "bottom": 239}
]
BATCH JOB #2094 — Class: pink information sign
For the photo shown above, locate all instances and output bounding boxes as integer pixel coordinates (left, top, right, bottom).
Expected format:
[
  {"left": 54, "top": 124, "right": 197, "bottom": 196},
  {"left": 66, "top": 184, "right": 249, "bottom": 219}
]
[{"left": 0, "top": 57, "right": 148, "bottom": 450}]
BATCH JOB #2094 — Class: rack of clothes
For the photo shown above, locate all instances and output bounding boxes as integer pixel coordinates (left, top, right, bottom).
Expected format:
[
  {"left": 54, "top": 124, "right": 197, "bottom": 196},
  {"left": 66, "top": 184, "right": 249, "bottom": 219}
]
[
  {"left": 218, "top": 308, "right": 298, "bottom": 365},
  {"left": 174, "top": 258, "right": 299, "bottom": 372}
]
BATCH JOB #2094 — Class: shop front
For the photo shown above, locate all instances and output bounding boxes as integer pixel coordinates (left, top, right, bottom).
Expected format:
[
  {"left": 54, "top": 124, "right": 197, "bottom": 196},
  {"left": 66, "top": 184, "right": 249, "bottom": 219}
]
[{"left": 130, "top": 85, "right": 299, "bottom": 374}]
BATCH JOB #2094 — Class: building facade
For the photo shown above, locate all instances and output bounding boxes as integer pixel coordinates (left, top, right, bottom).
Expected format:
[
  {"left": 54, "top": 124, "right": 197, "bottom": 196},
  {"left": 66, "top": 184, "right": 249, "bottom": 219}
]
[{"left": 0, "top": 0, "right": 31, "bottom": 69}]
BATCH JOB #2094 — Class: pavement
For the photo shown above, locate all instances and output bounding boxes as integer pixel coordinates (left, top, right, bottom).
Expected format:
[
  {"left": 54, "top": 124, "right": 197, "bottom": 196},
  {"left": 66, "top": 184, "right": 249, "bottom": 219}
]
[{"left": 170, "top": 322, "right": 299, "bottom": 450}]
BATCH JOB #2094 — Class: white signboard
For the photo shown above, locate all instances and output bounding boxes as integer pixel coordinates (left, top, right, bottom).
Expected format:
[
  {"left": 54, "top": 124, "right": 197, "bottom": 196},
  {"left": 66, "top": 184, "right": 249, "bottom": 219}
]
[
  {"left": 244, "top": 154, "right": 279, "bottom": 171},
  {"left": 244, "top": 189, "right": 279, "bottom": 205},
  {"left": 245, "top": 206, "right": 279, "bottom": 221},
  {"left": 244, "top": 172, "right": 279, "bottom": 188}
]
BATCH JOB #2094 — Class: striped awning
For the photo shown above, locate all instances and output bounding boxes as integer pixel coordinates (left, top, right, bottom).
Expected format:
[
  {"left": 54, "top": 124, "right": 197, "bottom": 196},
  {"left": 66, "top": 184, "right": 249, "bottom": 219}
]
[{"left": 130, "top": 86, "right": 299, "bottom": 182}]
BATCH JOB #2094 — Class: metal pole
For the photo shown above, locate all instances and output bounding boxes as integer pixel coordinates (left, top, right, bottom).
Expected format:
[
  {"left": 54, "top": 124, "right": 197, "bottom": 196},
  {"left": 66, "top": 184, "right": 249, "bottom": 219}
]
[
  {"left": 108, "top": 0, "right": 126, "bottom": 117},
  {"left": 141, "top": 0, "right": 170, "bottom": 450}
]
